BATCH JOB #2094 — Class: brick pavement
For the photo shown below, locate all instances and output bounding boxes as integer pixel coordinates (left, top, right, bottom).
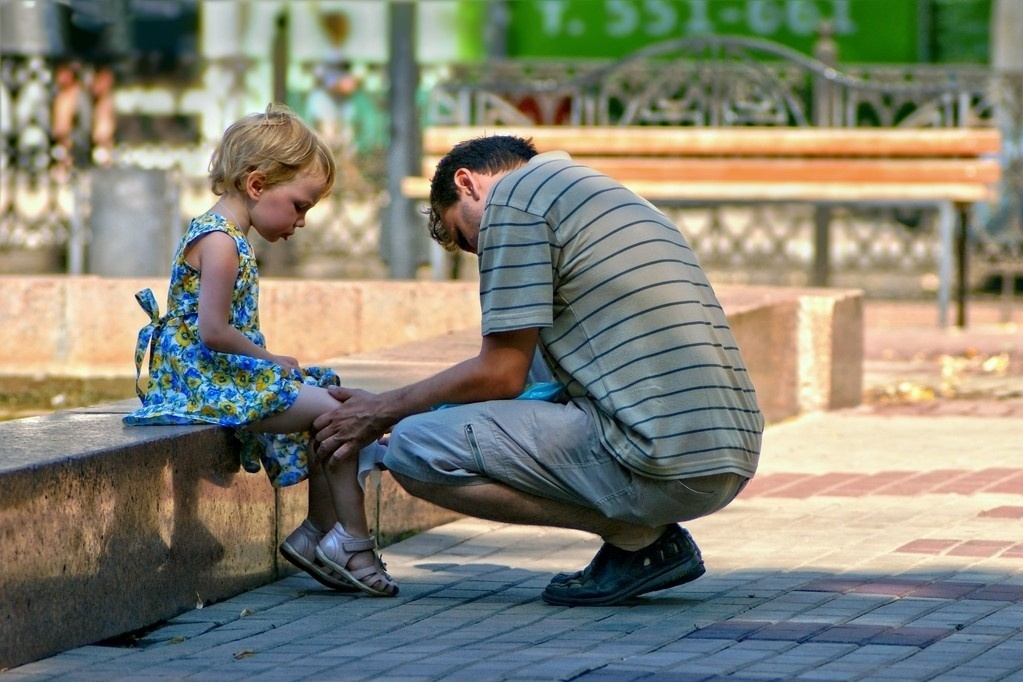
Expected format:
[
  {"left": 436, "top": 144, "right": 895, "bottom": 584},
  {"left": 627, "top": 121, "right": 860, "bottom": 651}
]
[{"left": 4, "top": 301, "right": 1022, "bottom": 681}]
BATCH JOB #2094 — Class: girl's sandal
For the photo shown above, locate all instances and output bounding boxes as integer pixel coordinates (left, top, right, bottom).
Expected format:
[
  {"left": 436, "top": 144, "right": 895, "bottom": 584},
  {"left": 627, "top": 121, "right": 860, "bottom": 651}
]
[
  {"left": 315, "top": 523, "right": 399, "bottom": 597},
  {"left": 279, "top": 519, "right": 359, "bottom": 592}
]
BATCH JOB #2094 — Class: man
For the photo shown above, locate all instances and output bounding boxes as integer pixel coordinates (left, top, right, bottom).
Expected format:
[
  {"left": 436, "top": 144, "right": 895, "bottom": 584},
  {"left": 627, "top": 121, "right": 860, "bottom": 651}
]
[{"left": 313, "top": 135, "right": 763, "bottom": 606}]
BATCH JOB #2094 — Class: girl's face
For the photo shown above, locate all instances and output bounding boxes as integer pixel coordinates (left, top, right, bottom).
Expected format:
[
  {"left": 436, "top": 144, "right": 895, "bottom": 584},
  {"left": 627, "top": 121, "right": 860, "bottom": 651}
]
[{"left": 248, "top": 170, "right": 327, "bottom": 243}]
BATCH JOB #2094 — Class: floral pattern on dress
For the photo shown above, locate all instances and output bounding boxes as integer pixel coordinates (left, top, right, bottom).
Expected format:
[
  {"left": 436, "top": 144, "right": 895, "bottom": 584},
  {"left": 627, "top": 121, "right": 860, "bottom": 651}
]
[{"left": 123, "top": 214, "right": 337, "bottom": 487}]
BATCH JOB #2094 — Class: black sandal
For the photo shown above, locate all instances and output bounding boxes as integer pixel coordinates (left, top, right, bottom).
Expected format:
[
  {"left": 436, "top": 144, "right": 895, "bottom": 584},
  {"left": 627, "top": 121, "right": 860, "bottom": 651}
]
[{"left": 541, "top": 525, "right": 705, "bottom": 606}]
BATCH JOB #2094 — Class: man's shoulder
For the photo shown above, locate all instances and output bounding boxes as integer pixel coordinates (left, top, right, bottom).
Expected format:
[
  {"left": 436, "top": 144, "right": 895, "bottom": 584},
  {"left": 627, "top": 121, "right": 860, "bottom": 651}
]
[{"left": 530, "top": 150, "right": 572, "bottom": 164}]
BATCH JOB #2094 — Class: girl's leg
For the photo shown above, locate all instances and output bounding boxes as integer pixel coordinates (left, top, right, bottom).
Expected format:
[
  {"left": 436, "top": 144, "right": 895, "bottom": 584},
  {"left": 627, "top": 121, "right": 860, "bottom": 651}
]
[
  {"left": 251, "top": 386, "right": 392, "bottom": 592},
  {"left": 251, "top": 386, "right": 371, "bottom": 531},
  {"left": 317, "top": 449, "right": 397, "bottom": 596},
  {"left": 252, "top": 385, "right": 344, "bottom": 532},
  {"left": 306, "top": 458, "right": 337, "bottom": 532},
  {"left": 322, "top": 451, "right": 368, "bottom": 535},
  {"left": 250, "top": 385, "right": 341, "bottom": 435}
]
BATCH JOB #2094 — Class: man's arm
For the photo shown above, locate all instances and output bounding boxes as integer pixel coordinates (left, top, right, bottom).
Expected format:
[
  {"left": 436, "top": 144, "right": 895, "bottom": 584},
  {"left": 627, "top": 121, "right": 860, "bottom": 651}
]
[{"left": 312, "top": 327, "right": 539, "bottom": 463}]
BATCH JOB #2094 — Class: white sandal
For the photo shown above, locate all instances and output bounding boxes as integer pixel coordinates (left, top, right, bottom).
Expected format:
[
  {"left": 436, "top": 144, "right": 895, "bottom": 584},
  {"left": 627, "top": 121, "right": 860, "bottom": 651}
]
[
  {"left": 279, "top": 520, "right": 358, "bottom": 592},
  {"left": 315, "top": 523, "right": 399, "bottom": 597}
]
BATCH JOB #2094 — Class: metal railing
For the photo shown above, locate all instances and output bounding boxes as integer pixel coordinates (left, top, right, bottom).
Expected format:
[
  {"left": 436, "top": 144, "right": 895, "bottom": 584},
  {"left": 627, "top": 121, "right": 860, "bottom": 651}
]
[
  {"left": 423, "top": 35, "right": 1020, "bottom": 302},
  {"left": 2, "top": 34, "right": 1020, "bottom": 298}
]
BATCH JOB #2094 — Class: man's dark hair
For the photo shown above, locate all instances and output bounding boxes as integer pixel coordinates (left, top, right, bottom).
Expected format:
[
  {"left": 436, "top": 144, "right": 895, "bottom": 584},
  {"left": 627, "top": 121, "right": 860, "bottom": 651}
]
[{"left": 427, "top": 135, "right": 538, "bottom": 252}]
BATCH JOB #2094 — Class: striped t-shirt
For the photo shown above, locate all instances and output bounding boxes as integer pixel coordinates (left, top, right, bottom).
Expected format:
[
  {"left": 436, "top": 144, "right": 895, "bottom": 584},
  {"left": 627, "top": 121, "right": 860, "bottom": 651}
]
[{"left": 478, "top": 151, "right": 763, "bottom": 480}]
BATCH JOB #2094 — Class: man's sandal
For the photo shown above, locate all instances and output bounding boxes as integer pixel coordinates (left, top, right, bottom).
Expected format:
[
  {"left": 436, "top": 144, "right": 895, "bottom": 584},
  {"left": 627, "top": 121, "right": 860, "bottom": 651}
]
[
  {"left": 315, "top": 523, "right": 399, "bottom": 597},
  {"left": 541, "top": 524, "right": 705, "bottom": 606},
  {"left": 279, "top": 520, "right": 359, "bottom": 592}
]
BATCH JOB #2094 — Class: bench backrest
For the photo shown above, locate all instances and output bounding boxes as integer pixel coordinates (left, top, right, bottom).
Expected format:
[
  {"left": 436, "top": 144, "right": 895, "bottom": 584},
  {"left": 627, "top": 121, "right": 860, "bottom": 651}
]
[{"left": 409, "top": 126, "right": 1001, "bottom": 203}]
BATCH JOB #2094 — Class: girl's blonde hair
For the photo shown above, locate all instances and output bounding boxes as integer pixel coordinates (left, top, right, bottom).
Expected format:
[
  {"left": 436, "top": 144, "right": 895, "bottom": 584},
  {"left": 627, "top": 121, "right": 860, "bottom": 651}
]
[{"left": 208, "top": 102, "right": 336, "bottom": 198}]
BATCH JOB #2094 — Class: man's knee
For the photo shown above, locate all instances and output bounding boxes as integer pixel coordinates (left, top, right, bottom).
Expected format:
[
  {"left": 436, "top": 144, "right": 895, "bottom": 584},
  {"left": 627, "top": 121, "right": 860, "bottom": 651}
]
[{"left": 381, "top": 415, "right": 483, "bottom": 487}]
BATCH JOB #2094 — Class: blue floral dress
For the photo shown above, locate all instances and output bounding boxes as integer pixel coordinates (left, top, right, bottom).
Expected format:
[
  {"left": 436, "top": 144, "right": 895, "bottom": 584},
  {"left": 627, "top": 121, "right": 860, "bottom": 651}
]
[{"left": 123, "top": 214, "right": 338, "bottom": 487}]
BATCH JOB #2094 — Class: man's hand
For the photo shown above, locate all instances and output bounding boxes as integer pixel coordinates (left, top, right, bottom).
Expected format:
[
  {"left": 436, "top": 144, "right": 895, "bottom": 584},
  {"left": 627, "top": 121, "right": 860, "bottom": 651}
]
[
  {"left": 311, "top": 386, "right": 394, "bottom": 465},
  {"left": 310, "top": 327, "right": 540, "bottom": 465}
]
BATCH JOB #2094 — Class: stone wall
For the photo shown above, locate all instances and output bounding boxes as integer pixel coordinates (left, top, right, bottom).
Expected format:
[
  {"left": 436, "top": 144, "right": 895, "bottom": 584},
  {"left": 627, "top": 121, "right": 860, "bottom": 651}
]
[{"left": 0, "top": 276, "right": 483, "bottom": 377}]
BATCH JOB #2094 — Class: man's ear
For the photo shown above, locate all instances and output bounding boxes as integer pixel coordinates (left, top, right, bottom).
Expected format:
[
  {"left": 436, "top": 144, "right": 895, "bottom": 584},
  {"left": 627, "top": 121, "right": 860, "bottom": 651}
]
[
  {"left": 452, "top": 168, "right": 477, "bottom": 200},
  {"left": 244, "top": 171, "right": 266, "bottom": 200}
]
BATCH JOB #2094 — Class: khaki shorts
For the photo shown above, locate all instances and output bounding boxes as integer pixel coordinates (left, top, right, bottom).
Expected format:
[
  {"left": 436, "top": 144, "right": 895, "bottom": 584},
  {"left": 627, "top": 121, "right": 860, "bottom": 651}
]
[{"left": 380, "top": 399, "right": 747, "bottom": 527}]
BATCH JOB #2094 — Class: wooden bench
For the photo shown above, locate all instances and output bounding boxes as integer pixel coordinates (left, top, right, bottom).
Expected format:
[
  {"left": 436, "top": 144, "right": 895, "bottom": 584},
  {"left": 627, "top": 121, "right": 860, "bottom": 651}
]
[{"left": 402, "top": 126, "right": 1002, "bottom": 327}]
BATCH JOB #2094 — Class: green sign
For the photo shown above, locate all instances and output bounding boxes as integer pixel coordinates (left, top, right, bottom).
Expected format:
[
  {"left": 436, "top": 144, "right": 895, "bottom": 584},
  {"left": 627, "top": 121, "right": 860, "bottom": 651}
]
[
  {"left": 503, "top": 0, "right": 921, "bottom": 63},
  {"left": 928, "top": 0, "right": 990, "bottom": 63}
]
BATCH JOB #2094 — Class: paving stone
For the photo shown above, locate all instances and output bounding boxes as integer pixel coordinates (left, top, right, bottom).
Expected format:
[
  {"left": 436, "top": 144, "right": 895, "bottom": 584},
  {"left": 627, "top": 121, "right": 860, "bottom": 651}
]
[{"left": 7, "top": 308, "right": 1023, "bottom": 681}]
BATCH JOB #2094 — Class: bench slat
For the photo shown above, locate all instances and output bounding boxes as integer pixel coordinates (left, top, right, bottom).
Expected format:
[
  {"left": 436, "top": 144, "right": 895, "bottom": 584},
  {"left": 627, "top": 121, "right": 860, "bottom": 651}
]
[
  {"left": 401, "top": 176, "right": 995, "bottom": 204},
  {"left": 420, "top": 156, "right": 1001, "bottom": 185},
  {"left": 422, "top": 126, "right": 1003, "bottom": 158}
]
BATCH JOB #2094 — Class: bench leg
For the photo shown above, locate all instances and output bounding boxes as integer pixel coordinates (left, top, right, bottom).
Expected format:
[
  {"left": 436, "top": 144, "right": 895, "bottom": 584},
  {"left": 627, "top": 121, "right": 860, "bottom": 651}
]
[
  {"left": 811, "top": 205, "right": 831, "bottom": 287},
  {"left": 955, "top": 206, "right": 969, "bottom": 328},
  {"left": 1001, "top": 265, "right": 1015, "bottom": 324},
  {"left": 937, "top": 202, "right": 953, "bottom": 328}
]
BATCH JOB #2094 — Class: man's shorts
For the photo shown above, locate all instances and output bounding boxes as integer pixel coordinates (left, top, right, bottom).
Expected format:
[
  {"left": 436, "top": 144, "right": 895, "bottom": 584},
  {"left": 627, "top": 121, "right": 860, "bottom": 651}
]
[{"left": 380, "top": 399, "right": 747, "bottom": 527}]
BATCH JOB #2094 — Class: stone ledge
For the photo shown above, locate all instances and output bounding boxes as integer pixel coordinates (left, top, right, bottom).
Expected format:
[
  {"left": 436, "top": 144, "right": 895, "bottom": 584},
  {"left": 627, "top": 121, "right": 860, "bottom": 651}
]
[
  {"left": 0, "top": 276, "right": 484, "bottom": 377},
  {"left": 0, "top": 284, "right": 861, "bottom": 670},
  {"left": 717, "top": 285, "right": 863, "bottom": 419}
]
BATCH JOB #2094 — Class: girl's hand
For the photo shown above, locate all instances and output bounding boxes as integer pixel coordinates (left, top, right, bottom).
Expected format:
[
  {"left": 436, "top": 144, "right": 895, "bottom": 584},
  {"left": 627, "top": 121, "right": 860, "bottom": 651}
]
[{"left": 272, "top": 354, "right": 301, "bottom": 374}]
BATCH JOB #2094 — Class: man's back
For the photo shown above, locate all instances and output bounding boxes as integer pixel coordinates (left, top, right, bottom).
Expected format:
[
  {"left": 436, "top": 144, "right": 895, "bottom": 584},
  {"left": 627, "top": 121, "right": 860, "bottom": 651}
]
[{"left": 479, "top": 151, "right": 763, "bottom": 480}]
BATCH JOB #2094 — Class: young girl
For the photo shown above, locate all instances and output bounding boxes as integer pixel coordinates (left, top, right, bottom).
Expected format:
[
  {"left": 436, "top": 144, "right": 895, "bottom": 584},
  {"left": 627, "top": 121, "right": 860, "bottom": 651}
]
[{"left": 124, "top": 103, "right": 396, "bottom": 597}]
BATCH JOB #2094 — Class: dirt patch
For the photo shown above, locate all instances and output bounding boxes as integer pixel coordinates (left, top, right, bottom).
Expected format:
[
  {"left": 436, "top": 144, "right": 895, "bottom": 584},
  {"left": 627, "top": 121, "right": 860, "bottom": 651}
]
[
  {"left": 0, "top": 376, "right": 138, "bottom": 421},
  {"left": 863, "top": 349, "right": 1021, "bottom": 406}
]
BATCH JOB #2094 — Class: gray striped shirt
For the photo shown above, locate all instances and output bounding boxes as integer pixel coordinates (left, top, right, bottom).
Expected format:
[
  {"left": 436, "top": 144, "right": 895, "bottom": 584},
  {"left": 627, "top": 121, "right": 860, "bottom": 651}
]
[{"left": 478, "top": 151, "right": 762, "bottom": 480}]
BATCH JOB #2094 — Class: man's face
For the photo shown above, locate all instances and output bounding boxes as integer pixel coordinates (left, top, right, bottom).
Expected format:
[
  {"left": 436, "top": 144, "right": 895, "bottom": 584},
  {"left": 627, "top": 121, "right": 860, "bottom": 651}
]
[{"left": 440, "top": 171, "right": 489, "bottom": 254}]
